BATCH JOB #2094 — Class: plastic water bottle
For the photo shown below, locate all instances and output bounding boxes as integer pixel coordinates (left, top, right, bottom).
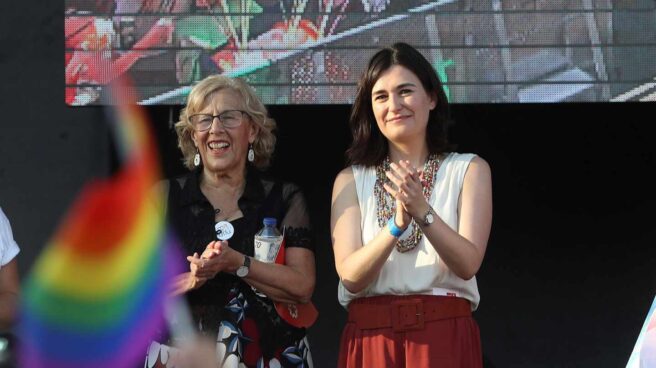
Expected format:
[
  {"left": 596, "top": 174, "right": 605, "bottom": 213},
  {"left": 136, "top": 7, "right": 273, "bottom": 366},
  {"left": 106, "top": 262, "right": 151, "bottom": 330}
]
[
  {"left": 252, "top": 218, "right": 282, "bottom": 298},
  {"left": 254, "top": 217, "right": 283, "bottom": 264}
]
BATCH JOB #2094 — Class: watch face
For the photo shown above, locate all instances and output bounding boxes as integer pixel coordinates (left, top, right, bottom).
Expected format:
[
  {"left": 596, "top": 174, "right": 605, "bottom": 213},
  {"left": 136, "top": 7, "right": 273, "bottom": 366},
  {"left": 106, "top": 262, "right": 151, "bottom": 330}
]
[
  {"left": 425, "top": 212, "right": 434, "bottom": 225},
  {"left": 236, "top": 266, "right": 248, "bottom": 277}
]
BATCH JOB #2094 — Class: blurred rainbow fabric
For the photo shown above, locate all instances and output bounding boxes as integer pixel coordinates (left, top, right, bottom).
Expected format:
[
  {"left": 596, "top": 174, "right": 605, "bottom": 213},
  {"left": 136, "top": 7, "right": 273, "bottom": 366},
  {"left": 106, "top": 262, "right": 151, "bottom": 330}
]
[{"left": 18, "top": 80, "right": 180, "bottom": 367}]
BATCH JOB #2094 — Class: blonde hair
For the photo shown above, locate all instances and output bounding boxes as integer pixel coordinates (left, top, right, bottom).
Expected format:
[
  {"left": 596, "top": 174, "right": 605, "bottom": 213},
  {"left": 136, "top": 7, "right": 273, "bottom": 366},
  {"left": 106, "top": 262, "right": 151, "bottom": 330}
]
[{"left": 175, "top": 75, "right": 277, "bottom": 170}]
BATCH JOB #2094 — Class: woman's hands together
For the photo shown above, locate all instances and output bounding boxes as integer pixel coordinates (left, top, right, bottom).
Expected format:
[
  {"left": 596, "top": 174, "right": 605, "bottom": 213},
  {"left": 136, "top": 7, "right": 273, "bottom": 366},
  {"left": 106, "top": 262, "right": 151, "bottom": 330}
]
[
  {"left": 185, "top": 240, "right": 244, "bottom": 290},
  {"left": 382, "top": 160, "right": 430, "bottom": 228}
]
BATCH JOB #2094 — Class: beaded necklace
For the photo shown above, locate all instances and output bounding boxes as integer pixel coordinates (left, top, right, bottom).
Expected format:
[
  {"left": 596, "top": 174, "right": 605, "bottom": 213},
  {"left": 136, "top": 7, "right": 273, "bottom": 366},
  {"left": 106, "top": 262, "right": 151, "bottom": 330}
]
[{"left": 374, "top": 153, "right": 442, "bottom": 252}]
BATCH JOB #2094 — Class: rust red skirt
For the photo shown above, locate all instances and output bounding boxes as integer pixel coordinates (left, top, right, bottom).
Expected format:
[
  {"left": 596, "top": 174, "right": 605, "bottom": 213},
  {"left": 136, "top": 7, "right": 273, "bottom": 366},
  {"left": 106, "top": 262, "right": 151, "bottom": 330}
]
[{"left": 338, "top": 295, "right": 482, "bottom": 368}]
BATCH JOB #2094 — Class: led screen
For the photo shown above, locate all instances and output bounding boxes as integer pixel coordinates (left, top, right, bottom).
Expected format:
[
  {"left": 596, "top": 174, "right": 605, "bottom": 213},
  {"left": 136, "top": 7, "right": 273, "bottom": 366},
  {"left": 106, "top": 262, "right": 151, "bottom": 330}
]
[{"left": 65, "top": 0, "right": 656, "bottom": 105}]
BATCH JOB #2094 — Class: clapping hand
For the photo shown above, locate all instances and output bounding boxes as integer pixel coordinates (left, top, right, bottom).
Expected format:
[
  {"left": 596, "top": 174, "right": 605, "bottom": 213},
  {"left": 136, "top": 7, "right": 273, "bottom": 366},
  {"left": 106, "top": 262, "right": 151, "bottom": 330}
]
[
  {"left": 383, "top": 160, "right": 429, "bottom": 226},
  {"left": 187, "top": 240, "right": 240, "bottom": 279}
]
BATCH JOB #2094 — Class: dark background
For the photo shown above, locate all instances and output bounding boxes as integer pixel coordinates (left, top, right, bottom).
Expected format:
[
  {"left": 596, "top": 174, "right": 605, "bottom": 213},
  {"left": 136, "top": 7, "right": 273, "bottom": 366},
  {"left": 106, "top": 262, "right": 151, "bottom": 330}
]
[{"left": 2, "top": 2, "right": 655, "bottom": 367}]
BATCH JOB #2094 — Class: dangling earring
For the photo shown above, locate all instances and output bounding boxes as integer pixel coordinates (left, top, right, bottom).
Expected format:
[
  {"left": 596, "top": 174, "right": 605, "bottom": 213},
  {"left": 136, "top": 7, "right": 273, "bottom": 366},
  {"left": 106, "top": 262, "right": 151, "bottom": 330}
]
[
  {"left": 193, "top": 147, "right": 201, "bottom": 167},
  {"left": 247, "top": 143, "right": 255, "bottom": 163}
]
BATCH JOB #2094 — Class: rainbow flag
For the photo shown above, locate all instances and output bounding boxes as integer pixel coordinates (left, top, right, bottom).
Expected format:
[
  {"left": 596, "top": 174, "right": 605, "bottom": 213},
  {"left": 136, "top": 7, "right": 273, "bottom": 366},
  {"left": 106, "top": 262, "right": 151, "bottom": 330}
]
[{"left": 18, "top": 81, "right": 181, "bottom": 367}]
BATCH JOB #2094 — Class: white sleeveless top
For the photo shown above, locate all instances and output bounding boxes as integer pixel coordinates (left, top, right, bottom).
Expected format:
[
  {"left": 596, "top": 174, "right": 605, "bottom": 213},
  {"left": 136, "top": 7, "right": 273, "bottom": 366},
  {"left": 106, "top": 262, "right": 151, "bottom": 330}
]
[{"left": 337, "top": 152, "right": 480, "bottom": 310}]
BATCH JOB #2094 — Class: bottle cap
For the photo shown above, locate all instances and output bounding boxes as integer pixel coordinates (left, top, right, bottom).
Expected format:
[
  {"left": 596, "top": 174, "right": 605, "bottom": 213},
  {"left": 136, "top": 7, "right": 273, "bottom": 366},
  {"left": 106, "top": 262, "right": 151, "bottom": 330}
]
[{"left": 263, "top": 217, "right": 277, "bottom": 226}]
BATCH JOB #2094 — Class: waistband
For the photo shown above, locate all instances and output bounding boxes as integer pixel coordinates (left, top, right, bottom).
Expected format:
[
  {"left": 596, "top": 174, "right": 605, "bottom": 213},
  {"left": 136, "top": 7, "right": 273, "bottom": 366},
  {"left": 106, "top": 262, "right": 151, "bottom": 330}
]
[{"left": 347, "top": 294, "right": 471, "bottom": 332}]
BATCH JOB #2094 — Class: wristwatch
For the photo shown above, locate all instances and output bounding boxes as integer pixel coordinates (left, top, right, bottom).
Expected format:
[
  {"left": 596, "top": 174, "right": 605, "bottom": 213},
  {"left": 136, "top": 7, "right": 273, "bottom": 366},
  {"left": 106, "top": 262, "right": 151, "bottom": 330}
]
[
  {"left": 236, "top": 256, "right": 251, "bottom": 277},
  {"left": 421, "top": 207, "right": 436, "bottom": 227}
]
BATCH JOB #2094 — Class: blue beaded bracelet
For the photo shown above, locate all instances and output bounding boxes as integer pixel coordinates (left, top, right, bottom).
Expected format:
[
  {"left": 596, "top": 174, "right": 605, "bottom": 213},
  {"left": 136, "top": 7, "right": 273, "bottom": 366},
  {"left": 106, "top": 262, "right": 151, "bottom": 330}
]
[{"left": 387, "top": 218, "right": 407, "bottom": 238}]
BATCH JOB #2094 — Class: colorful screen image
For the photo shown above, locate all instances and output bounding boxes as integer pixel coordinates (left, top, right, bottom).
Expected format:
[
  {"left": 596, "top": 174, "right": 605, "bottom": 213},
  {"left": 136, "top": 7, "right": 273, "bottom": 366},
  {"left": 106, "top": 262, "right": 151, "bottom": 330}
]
[
  {"left": 65, "top": 0, "right": 656, "bottom": 105},
  {"left": 627, "top": 295, "right": 656, "bottom": 368}
]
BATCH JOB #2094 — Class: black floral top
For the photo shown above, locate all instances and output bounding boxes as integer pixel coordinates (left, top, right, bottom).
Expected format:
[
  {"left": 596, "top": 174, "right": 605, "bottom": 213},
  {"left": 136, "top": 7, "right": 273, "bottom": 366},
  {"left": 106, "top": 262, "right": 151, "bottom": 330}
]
[{"left": 165, "top": 167, "right": 314, "bottom": 359}]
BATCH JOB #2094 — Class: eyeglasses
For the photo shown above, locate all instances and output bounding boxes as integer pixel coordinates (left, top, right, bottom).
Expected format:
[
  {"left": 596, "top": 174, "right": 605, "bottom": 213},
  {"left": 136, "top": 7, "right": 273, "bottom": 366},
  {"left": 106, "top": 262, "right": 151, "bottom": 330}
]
[{"left": 188, "top": 110, "right": 248, "bottom": 131}]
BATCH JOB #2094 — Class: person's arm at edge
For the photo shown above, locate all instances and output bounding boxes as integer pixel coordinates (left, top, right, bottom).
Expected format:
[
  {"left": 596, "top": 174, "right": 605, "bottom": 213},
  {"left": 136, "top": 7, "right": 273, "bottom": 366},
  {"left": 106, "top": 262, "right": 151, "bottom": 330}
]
[{"left": 0, "top": 258, "right": 19, "bottom": 330}]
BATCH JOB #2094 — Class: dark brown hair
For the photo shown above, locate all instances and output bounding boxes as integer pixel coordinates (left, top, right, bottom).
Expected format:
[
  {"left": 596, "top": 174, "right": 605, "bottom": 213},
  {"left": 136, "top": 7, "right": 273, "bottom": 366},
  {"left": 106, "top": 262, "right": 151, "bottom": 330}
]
[{"left": 346, "top": 42, "right": 454, "bottom": 166}]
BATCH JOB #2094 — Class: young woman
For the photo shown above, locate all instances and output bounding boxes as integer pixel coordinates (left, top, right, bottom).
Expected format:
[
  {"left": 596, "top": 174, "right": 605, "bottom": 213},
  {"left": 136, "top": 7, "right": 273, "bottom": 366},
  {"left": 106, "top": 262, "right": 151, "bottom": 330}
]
[{"left": 331, "top": 42, "right": 492, "bottom": 367}]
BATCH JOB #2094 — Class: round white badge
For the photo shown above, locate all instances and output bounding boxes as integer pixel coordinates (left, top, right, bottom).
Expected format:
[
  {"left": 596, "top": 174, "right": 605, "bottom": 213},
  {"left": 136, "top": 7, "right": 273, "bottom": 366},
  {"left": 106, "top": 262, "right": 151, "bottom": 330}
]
[{"left": 214, "top": 221, "right": 234, "bottom": 240}]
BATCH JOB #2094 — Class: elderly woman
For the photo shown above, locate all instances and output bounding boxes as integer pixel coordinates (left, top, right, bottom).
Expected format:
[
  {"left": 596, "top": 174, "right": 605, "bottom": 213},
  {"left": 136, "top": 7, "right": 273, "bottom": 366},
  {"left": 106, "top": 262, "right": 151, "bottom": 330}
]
[{"left": 149, "top": 75, "right": 315, "bottom": 367}]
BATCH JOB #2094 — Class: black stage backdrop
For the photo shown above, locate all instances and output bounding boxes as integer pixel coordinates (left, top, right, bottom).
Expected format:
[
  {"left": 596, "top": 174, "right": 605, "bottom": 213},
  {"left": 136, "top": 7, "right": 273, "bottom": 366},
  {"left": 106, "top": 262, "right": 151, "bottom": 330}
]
[{"left": 1, "top": 1, "right": 656, "bottom": 366}]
